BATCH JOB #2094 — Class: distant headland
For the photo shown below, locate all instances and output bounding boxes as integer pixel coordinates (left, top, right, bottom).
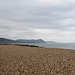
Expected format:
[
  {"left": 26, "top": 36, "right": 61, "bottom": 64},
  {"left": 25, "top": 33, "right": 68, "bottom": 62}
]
[{"left": 0, "top": 38, "right": 56, "bottom": 44}]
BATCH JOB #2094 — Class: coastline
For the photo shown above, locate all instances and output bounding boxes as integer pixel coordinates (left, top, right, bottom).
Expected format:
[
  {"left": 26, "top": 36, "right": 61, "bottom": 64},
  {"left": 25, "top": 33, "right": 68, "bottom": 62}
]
[
  {"left": 0, "top": 44, "right": 75, "bottom": 75},
  {"left": 0, "top": 43, "right": 75, "bottom": 50}
]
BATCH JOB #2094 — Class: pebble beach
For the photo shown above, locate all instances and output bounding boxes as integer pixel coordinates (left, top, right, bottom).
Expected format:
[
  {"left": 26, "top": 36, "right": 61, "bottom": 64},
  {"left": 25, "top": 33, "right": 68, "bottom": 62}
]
[{"left": 0, "top": 44, "right": 75, "bottom": 75}]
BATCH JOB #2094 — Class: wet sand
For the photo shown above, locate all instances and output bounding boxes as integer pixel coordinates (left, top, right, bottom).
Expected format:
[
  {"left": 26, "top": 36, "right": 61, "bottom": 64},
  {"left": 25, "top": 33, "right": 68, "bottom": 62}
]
[{"left": 0, "top": 44, "right": 75, "bottom": 75}]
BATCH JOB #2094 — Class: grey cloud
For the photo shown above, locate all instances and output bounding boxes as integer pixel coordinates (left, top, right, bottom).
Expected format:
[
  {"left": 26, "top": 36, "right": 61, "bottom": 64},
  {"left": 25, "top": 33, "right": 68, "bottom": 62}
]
[{"left": 0, "top": 0, "right": 75, "bottom": 41}]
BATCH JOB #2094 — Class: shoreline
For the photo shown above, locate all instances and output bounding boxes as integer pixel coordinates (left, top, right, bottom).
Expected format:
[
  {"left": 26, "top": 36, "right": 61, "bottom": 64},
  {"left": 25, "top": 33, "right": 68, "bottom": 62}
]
[{"left": 0, "top": 43, "right": 75, "bottom": 50}]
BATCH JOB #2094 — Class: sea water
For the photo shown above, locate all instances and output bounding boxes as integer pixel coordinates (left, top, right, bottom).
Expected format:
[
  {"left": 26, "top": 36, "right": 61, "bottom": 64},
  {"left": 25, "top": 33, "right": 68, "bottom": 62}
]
[
  {"left": 24, "top": 43, "right": 75, "bottom": 50},
  {"left": 11, "top": 42, "right": 75, "bottom": 49}
]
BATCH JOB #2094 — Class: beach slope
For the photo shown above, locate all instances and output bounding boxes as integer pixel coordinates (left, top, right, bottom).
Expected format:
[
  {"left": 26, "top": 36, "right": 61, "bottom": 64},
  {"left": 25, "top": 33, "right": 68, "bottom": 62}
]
[{"left": 0, "top": 45, "right": 75, "bottom": 75}]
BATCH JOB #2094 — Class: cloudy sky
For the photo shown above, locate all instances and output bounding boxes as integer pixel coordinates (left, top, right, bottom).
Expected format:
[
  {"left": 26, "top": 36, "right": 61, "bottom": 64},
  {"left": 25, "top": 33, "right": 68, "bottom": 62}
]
[{"left": 0, "top": 0, "right": 75, "bottom": 42}]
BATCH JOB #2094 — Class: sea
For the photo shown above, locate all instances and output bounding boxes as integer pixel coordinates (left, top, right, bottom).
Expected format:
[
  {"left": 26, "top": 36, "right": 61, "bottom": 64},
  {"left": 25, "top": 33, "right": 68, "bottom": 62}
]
[{"left": 15, "top": 43, "right": 75, "bottom": 50}]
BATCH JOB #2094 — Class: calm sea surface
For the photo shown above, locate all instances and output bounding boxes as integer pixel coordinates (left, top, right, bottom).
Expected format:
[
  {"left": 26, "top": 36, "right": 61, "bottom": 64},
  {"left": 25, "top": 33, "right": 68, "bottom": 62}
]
[{"left": 22, "top": 43, "right": 75, "bottom": 50}]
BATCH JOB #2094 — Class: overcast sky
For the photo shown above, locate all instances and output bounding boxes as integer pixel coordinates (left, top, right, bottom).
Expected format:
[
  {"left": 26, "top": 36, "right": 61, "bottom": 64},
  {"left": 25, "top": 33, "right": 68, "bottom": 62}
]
[{"left": 0, "top": 0, "right": 75, "bottom": 42}]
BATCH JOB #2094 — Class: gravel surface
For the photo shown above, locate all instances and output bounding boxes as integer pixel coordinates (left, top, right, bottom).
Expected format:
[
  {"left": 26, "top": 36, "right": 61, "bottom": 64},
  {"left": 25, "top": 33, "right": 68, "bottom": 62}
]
[{"left": 0, "top": 45, "right": 75, "bottom": 75}]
